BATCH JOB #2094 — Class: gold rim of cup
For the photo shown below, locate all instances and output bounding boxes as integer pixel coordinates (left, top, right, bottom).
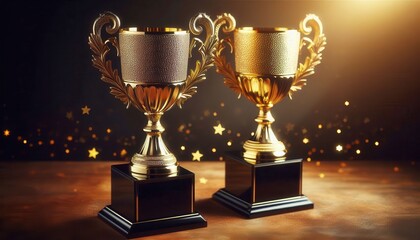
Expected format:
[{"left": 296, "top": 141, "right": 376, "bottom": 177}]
[{"left": 120, "top": 27, "right": 188, "bottom": 35}]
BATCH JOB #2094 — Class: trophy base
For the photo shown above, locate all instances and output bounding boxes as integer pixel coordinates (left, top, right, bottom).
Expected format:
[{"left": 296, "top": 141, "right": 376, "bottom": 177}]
[
  {"left": 213, "top": 151, "right": 313, "bottom": 218},
  {"left": 99, "top": 207, "right": 206, "bottom": 238},
  {"left": 99, "top": 164, "right": 207, "bottom": 238}
]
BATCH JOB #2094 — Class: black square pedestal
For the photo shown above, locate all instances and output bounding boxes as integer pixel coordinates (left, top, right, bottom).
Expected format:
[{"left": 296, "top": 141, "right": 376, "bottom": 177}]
[
  {"left": 98, "top": 164, "right": 207, "bottom": 238},
  {"left": 213, "top": 151, "right": 313, "bottom": 218}
]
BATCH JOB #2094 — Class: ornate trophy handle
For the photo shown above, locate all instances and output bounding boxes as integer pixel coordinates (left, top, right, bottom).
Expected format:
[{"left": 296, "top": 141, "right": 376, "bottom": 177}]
[
  {"left": 177, "top": 13, "right": 236, "bottom": 107},
  {"left": 289, "top": 14, "right": 327, "bottom": 98},
  {"left": 213, "top": 14, "right": 241, "bottom": 98},
  {"left": 88, "top": 12, "right": 132, "bottom": 108}
]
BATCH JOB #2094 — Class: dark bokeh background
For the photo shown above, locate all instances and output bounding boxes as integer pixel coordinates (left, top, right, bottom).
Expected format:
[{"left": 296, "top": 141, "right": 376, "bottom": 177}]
[{"left": 1, "top": 0, "right": 419, "bottom": 161}]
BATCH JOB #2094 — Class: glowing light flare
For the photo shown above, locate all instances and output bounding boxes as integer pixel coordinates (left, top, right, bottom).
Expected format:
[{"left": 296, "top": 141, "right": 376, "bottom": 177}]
[
  {"left": 227, "top": 141, "right": 232, "bottom": 146},
  {"left": 180, "top": 146, "right": 186, "bottom": 151},
  {"left": 307, "top": 157, "right": 312, "bottom": 162},
  {"left": 319, "top": 173, "right": 325, "bottom": 178},
  {"left": 336, "top": 144, "right": 343, "bottom": 152},
  {"left": 199, "top": 177, "right": 208, "bottom": 184},
  {"left": 337, "top": 129, "right": 342, "bottom": 134},
  {"left": 344, "top": 101, "right": 350, "bottom": 106},
  {"left": 356, "top": 149, "right": 361, "bottom": 154},
  {"left": 302, "top": 138, "right": 310, "bottom": 144},
  {"left": 4, "top": 129, "right": 10, "bottom": 137},
  {"left": 318, "top": 124, "right": 323, "bottom": 129},
  {"left": 374, "top": 141, "right": 380, "bottom": 146},
  {"left": 106, "top": 128, "right": 112, "bottom": 134},
  {"left": 120, "top": 149, "right": 127, "bottom": 157},
  {"left": 211, "top": 148, "right": 217, "bottom": 153},
  {"left": 393, "top": 166, "right": 399, "bottom": 172}
]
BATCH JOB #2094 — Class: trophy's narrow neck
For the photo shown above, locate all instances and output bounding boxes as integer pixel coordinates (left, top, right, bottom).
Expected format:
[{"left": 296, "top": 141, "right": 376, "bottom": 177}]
[
  {"left": 243, "top": 104, "right": 287, "bottom": 163},
  {"left": 130, "top": 112, "right": 178, "bottom": 179},
  {"left": 252, "top": 104, "right": 278, "bottom": 143},
  {"left": 143, "top": 113, "right": 165, "bottom": 133}
]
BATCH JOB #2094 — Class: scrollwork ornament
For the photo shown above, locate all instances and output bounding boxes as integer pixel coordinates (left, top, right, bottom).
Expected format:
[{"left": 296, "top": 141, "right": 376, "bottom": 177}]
[
  {"left": 88, "top": 12, "right": 133, "bottom": 108},
  {"left": 289, "top": 14, "right": 327, "bottom": 98},
  {"left": 213, "top": 14, "right": 241, "bottom": 97},
  {"left": 176, "top": 13, "right": 217, "bottom": 108}
]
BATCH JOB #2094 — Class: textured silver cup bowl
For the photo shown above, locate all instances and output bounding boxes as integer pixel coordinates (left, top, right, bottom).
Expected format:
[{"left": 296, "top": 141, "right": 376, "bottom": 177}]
[
  {"left": 234, "top": 28, "right": 300, "bottom": 76},
  {"left": 119, "top": 27, "right": 190, "bottom": 84}
]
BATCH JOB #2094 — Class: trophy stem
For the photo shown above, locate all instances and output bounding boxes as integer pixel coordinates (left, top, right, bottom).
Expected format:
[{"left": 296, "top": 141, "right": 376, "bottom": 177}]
[
  {"left": 243, "top": 104, "right": 286, "bottom": 163},
  {"left": 130, "top": 112, "right": 178, "bottom": 178}
]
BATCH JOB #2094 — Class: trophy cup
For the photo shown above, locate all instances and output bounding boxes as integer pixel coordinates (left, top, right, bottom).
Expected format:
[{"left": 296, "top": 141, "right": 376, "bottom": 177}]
[
  {"left": 88, "top": 12, "right": 234, "bottom": 237},
  {"left": 213, "top": 14, "right": 326, "bottom": 218}
]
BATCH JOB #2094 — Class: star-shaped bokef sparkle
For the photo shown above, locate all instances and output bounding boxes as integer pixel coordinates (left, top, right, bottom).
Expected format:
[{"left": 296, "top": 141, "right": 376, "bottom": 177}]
[
  {"left": 88, "top": 147, "right": 99, "bottom": 159},
  {"left": 192, "top": 150, "right": 203, "bottom": 161},
  {"left": 81, "top": 105, "right": 91, "bottom": 115},
  {"left": 3, "top": 129, "right": 10, "bottom": 137},
  {"left": 213, "top": 124, "right": 225, "bottom": 135}
]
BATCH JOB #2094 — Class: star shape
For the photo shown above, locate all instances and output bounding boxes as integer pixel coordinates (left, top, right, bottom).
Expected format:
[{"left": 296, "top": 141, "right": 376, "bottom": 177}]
[
  {"left": 213, "top": 124, "right": 225, "bottom": 135},
  {"left": 81, "top": 105, "right": 91, "bottom": 115},
  {"left": 192, "top": 150, "right": 203, "bottom": 161},
  {"left": 4, "top": 129, "right": 10, "bottom": 137},
  {"left": 88, "top": 147, "right": 99, "bottom": 159},
  {"left": 199, "top": 177, "right": 208, "bottom": 184}
]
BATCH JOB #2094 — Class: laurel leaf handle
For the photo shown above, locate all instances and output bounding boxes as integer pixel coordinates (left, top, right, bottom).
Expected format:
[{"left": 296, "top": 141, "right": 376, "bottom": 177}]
[{"left": 289, "top": 14, "right": 327, "bottom": 99}]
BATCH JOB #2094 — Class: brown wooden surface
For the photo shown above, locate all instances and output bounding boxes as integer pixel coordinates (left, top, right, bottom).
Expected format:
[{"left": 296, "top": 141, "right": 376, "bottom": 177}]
[{"left": 1, "top": 160, "right": 419, "bottom": 240}]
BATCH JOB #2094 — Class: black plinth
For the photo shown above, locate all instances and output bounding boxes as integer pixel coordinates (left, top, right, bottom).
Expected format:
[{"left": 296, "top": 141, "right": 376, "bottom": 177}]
[
  {"left": 213, "top": 151, "right": 313, "bottom": 218},
  {"left": 98, "top": 164, "right": 207, "bottom": 238}
]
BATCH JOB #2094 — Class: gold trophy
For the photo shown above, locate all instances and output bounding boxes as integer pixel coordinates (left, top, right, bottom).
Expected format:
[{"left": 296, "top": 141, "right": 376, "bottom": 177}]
[
  {"left": 88, "top": 12, "right": 234, "bottom": 237},
  {"left": 213, "top": 14, "right": 326, "bottom": 218}
]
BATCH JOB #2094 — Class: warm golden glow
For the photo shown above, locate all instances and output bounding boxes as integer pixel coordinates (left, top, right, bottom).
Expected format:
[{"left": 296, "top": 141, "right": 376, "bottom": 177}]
[
  {"left": 375, "top": 141, "right": 380, "bottom": 146},
  {"left": 3, "top": 129, "right": 10, "bottom": 136},
  {"left": 81, "top": 105, "right": 91, "bottom": 115},
  {"left": 303, "top": 138, "right": 310, "bottom": 144},
  {"left": 336, "top": 145, "right": 343, "bottom": 152},
  {"left": 180, "top": 146, "right": 186, "bottom": 151}
]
